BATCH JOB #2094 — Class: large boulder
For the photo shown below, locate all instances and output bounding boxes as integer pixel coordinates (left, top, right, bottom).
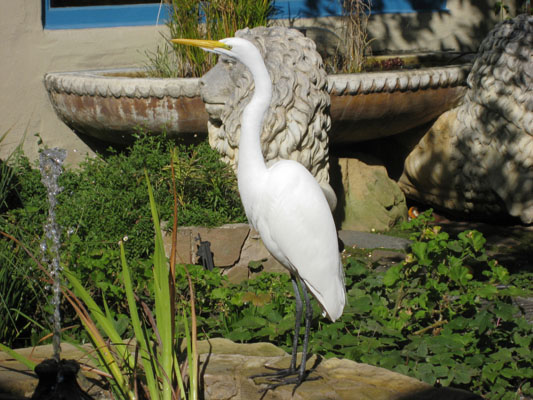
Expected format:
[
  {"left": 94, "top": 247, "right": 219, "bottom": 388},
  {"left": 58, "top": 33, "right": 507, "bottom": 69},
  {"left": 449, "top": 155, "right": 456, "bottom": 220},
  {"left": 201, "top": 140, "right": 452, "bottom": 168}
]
[
  {"left": 0, "top": 339, "right": 481, "bottom": 400},
  {"left": 334, "top": 157, "right": 407, "bottom": 232},
  {"left": 162, "top": 224, "right": 286, "bottom": 283},
  {"left": 199, "top": 338, "right": 480, "bottom": 400}
]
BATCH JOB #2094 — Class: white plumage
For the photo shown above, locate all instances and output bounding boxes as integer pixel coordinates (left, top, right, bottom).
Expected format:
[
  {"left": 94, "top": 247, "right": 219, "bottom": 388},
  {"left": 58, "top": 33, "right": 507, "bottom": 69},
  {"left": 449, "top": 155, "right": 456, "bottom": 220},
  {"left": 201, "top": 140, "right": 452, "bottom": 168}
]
[{"left": 172, "top": 35, "right": 346, "bottom": 390}]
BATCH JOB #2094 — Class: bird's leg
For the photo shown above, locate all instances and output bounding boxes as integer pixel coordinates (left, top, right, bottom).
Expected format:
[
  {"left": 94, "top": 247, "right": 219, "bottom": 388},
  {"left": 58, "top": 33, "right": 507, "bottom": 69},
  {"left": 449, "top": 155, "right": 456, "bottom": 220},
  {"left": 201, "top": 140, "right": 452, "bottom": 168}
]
[
  {"left": 251, "top": 274, "right": 301, "bottom": 378},
  {"left": 251, "top": 276, "right": 320, "bottom": 393},
  {"left": 296, "top": 281, "right": 313, "bottom": 382},
  {"left": 288, "top": 275, "right": 303, "bottom": 372}
]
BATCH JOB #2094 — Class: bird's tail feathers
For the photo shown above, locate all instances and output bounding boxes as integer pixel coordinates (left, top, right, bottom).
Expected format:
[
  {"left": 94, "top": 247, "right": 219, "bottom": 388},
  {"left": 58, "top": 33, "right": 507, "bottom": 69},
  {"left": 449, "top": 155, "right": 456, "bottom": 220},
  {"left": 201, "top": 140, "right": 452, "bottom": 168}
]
[{"left": 306, "top": 259, "right": 346, "bottom": 322}]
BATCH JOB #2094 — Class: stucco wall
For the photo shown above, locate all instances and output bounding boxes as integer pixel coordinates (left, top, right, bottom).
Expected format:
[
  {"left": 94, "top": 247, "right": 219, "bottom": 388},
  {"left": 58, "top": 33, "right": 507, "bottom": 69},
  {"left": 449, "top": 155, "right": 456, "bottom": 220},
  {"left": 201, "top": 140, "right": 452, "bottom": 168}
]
[
  {"left": 279, "top": 0, "right": 514, "bottom": 53},
  {"left": 0, "top": 0, "right": 166, "bottom": 165},
  {"left": 0, "top": 0, "right": 516, "bottom": 166}
]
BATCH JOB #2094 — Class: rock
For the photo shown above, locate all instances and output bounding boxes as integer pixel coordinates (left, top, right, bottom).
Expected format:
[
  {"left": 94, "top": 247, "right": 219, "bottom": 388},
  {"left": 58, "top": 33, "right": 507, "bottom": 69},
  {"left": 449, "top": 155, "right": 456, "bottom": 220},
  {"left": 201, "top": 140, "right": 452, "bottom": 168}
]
[
  {"left": 225, "top": 229, "right": 287, "bottom": 283},
  {"left": 162, "top": 224, "right": 287, "bottom": 282},
  {"left": 339, "top": 230, "right": 411, "bottom": 250},
  {"left": 163, "top": 223, "right": 250, "bottom": 266},
  {"left": 335, "top": 157, "right": 408, "bottom": 232},
  {"left": 0, "top": 339, "right": 482, "bottom": 400},
  {"left": 198, "top": 338, "right": 480, "bottom": 400}
]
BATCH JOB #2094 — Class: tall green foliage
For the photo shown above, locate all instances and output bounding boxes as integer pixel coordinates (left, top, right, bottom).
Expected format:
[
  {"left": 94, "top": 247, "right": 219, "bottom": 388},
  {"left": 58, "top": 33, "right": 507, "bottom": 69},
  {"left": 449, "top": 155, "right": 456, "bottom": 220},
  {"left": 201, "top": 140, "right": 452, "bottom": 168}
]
[
  {"left": 0, "top": 135, "right": 245, "bottom": 347},
  {"left": 0, "top": 132, "right": 47, "bottom": 348},
  {"left": 63, "top": 172, "right": 199, "bottom": 399},
  {"left": 147, "top": 0, "right": 273, "bottom": 77}
]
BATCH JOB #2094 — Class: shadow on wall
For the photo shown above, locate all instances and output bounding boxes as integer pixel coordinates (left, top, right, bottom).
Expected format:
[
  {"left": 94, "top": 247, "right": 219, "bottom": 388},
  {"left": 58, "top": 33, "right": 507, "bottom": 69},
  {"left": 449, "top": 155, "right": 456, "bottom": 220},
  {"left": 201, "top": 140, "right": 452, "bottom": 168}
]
[
  {"left": 296, "top": 0, "right": 521, "bottom": 52},
  {"left": 374, "top": 0, "right": 508, "bottom": 52}
]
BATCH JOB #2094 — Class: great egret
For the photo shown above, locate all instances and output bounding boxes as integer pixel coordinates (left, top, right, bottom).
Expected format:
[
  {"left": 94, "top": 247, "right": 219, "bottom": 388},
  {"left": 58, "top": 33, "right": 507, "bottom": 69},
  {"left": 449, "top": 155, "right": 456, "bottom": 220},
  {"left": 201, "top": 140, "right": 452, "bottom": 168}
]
[{"left": 171, "top": 36, "right": 346, "bottom": 391}]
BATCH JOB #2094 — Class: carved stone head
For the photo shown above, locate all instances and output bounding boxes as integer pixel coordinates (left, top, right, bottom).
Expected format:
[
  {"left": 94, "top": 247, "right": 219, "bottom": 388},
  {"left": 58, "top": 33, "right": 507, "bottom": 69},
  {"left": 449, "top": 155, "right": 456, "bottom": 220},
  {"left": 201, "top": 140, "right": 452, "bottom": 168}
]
[{"left": 200, "top": 26, "right": 332, "bottom": 186}]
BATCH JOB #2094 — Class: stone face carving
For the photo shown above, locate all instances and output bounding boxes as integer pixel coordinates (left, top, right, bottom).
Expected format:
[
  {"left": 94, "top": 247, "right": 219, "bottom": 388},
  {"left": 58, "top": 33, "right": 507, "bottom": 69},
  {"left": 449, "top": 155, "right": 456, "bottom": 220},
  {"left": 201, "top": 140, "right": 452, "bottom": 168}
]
[
  {"left": 200, "top": 26, "right": 334, "bottom": 203},
  {"left": 399, "top": 15, "right": 533, "bottom": 223}
]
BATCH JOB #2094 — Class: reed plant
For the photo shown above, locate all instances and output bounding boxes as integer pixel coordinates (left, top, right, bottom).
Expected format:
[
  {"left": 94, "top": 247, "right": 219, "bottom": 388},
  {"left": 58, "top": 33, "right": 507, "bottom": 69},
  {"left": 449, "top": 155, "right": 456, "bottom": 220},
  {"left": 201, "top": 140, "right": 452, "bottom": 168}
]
[
  {"left": 62, "top": 165, "right": 199, "bottom": 399},
  {"left": 1, "top": 159, "right": 199, "bottom": 399},
  {"left": 335, "top": 0, "right": 373, "bottom": 73},
  {"left": 147, "top": 0, "right": 273, "bottom": 77}
]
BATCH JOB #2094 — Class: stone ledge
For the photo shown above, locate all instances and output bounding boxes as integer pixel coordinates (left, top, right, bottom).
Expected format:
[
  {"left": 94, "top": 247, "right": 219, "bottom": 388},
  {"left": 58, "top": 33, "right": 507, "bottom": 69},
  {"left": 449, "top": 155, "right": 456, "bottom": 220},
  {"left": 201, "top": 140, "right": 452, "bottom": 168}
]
[
  {"left": 162, "top": 224, "right": 412, "bottom": 284},
  {"left": 162, "top": 223, "right": 287, "bottom": 283},
  {"left": 0, "top": 338, "right": 482, "bottom": 400}
]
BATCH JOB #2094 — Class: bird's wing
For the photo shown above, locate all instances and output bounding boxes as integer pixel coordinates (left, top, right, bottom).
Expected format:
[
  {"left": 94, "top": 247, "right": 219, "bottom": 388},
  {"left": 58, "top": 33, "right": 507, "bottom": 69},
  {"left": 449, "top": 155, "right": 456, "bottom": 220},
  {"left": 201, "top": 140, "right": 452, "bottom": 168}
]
[{"left": 254, "top": 160, "right": 345, "bottom": 321}]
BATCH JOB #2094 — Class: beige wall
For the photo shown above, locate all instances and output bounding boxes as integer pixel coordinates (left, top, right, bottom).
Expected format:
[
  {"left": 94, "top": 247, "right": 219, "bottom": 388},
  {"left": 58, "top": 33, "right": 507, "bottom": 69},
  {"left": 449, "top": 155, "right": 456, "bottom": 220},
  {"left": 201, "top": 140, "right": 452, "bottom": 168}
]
[
  {"left": 279, "top": 0, "right": 515, "bottom": 53},
  {"left": 0, "top": 0, "right": 166, "bottom": 165},
  {"left": 0, "top": 0, "right": 516, "bottom": 166}
]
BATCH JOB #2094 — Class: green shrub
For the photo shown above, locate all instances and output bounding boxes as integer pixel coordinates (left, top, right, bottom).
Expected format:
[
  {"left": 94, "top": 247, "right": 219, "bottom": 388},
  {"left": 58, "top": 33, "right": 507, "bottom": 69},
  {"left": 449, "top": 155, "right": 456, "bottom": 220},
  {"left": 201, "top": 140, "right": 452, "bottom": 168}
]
[
  {"left": 192, "top": 210, "right": 532, "bottom": 399},
  {"left": 0, "top": 134, "right": 245, "bottom": 346},
  {"left": 0, "top": 146, "right": 48, "bottom": 348}
]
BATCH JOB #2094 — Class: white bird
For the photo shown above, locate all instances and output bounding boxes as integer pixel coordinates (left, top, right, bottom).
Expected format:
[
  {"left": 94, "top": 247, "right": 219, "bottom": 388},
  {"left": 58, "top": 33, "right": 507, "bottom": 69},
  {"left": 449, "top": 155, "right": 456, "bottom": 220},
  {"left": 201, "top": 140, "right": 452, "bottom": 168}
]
[{"left": 171, "top": 36, "right": 346, "bottom": 391}]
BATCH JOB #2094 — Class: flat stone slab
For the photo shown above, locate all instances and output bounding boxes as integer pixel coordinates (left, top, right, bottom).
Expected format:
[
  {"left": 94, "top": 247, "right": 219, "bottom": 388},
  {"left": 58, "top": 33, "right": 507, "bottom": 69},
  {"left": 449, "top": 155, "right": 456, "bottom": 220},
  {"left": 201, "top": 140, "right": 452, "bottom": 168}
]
[
  {"left": 339, "top": 230, "right": 411, "bottom": 250},
  {"left": 0, "top": 339, "right": 481, "bottom": 400},
  {"left": 200, "top": 339, "right": 481, "bottom": 400}
]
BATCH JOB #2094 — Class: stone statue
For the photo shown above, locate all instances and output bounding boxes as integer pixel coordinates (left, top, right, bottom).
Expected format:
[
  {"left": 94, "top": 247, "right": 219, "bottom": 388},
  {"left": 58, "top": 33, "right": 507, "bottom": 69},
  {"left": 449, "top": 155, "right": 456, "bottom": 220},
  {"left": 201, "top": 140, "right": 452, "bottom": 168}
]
[
  {"left": 200, "top": 26, "right": 336, "bottom": 209},
  {"left": 399, "top": 14, "right": 533, "bottom": 223}
]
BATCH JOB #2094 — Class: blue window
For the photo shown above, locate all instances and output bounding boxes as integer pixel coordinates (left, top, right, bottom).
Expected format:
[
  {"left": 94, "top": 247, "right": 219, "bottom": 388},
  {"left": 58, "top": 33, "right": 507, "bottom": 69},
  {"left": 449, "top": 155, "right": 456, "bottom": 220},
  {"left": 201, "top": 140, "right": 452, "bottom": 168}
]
[
  {"left": 43, "top": 0, "right": 169, "bottom": 29},
  {"left": 43, "top": 0, "right": 448, "bottom": 30},
  {"left": 271, "top": 0, "right": 448, "bottom": 19}
]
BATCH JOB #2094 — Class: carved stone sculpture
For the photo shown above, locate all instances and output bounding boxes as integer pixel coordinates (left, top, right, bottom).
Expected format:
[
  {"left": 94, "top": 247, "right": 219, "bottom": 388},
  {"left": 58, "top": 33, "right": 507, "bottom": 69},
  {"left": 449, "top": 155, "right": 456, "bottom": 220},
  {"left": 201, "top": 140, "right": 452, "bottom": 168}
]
[
  {"left": 399, "top": 15, "right": 533, "bottom": 223},
  {"left": 200, "top": 26, "right": 336, "bottom": 207}
]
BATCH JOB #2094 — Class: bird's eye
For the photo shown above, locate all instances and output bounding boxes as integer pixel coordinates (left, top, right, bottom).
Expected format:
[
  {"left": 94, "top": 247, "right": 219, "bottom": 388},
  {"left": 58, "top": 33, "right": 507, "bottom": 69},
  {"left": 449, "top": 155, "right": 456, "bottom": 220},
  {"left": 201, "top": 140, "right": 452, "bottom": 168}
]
[{"left": 221, "top": 57, "right": 235, "bottom": 67}]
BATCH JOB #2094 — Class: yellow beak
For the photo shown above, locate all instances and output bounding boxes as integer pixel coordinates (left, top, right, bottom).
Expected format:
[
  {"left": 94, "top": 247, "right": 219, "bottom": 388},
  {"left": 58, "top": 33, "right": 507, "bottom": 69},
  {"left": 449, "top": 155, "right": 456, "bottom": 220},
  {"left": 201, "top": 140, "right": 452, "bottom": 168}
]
[{"left": 170, "top": 38, "right": 231, "bottom": 50}]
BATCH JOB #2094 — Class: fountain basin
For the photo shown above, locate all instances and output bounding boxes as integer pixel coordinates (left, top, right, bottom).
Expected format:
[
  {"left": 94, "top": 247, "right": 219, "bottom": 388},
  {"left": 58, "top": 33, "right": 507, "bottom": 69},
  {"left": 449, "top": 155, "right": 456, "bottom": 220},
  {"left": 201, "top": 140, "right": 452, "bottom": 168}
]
[
  {"left": 328, "top": 65, "right": 470, "bottom": 143},
  {"left": 44, "top": 69, "right": 207, "bottom": 144},
  {"left": 44, "top": 63, "right": 471, "bottom": 145}
]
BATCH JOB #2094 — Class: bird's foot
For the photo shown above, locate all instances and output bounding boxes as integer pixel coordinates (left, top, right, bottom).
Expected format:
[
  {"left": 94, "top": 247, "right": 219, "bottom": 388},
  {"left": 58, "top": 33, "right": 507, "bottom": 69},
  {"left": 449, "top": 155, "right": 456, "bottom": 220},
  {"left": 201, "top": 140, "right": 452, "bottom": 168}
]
[
  {"left": 251, "top": 367, "right": 321, "bottom": 394},
  {"left": 250, "top": 365, "right": 297, "bottom": 380}
]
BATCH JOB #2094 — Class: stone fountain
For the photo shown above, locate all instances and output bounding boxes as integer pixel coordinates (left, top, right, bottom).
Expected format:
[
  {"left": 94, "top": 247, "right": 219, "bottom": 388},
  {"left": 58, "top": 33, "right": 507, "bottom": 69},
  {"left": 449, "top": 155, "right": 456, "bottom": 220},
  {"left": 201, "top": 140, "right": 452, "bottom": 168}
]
[{"left": 43, "top": 51, "right": 469, "bottom": 148}]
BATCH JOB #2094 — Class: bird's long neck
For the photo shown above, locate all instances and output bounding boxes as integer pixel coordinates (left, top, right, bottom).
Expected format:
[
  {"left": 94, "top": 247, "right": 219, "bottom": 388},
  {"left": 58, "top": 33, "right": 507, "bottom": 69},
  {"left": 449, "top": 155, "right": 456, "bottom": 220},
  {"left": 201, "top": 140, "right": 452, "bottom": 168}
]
[{"left": 237, "top": 57, "right": 272, "bottom": 186}]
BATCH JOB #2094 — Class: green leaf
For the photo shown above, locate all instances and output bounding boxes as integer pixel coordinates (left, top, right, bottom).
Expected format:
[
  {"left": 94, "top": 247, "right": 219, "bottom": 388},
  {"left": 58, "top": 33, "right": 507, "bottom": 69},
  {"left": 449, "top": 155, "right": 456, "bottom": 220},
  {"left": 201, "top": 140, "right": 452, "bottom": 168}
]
[
  {"left": 473, "top": 310, "right": 491, "bottom": 334},
  {"left": 433, "top": 365, "right": 449, "bottom": 378},
  {"left": 513, "top": 332, "right": 532, "bottom": 348},
  {"left": 352, "top": 295, "right": 373, "bottom": 314},
  {"left": 256, "top": 326, "right": 276, "bottom": 338},
  {"left": 453, "top": 364, "right": 476, "bottom": 384},
  {"left": 233, "top": 316, "right": 267, "bottom": 329},
  {"left": 346, "top": 261, "right": 368, "bottom": 277},
  {"left": 494, "top": 303, "right": 518, "bottom": 321},
  {"left": 383, "top": 264, "right": 402, "bottom": 287},
  {"left": 210, "top": 287, "right": 227, "bottom": 299},
  {"left": 337, "top": 334, "right": 359, "bottom": 346},
  {"left": 411, "top": 242, "right": 430, "bottom": 265},
  {"left": 226, "top": 327, "right": 252, "bottom": 342},
  {"left": 477, "top": 284, "right": 499, "bottom": 298},
  {"left": 446, "top": 240, "right": 464, "bottom": 253},
  {"left": 416, "top": 341, "right": 428, "bottom": 357},
  {"left": 416, "top": 363, "right": 436, "bottom": 384}
]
